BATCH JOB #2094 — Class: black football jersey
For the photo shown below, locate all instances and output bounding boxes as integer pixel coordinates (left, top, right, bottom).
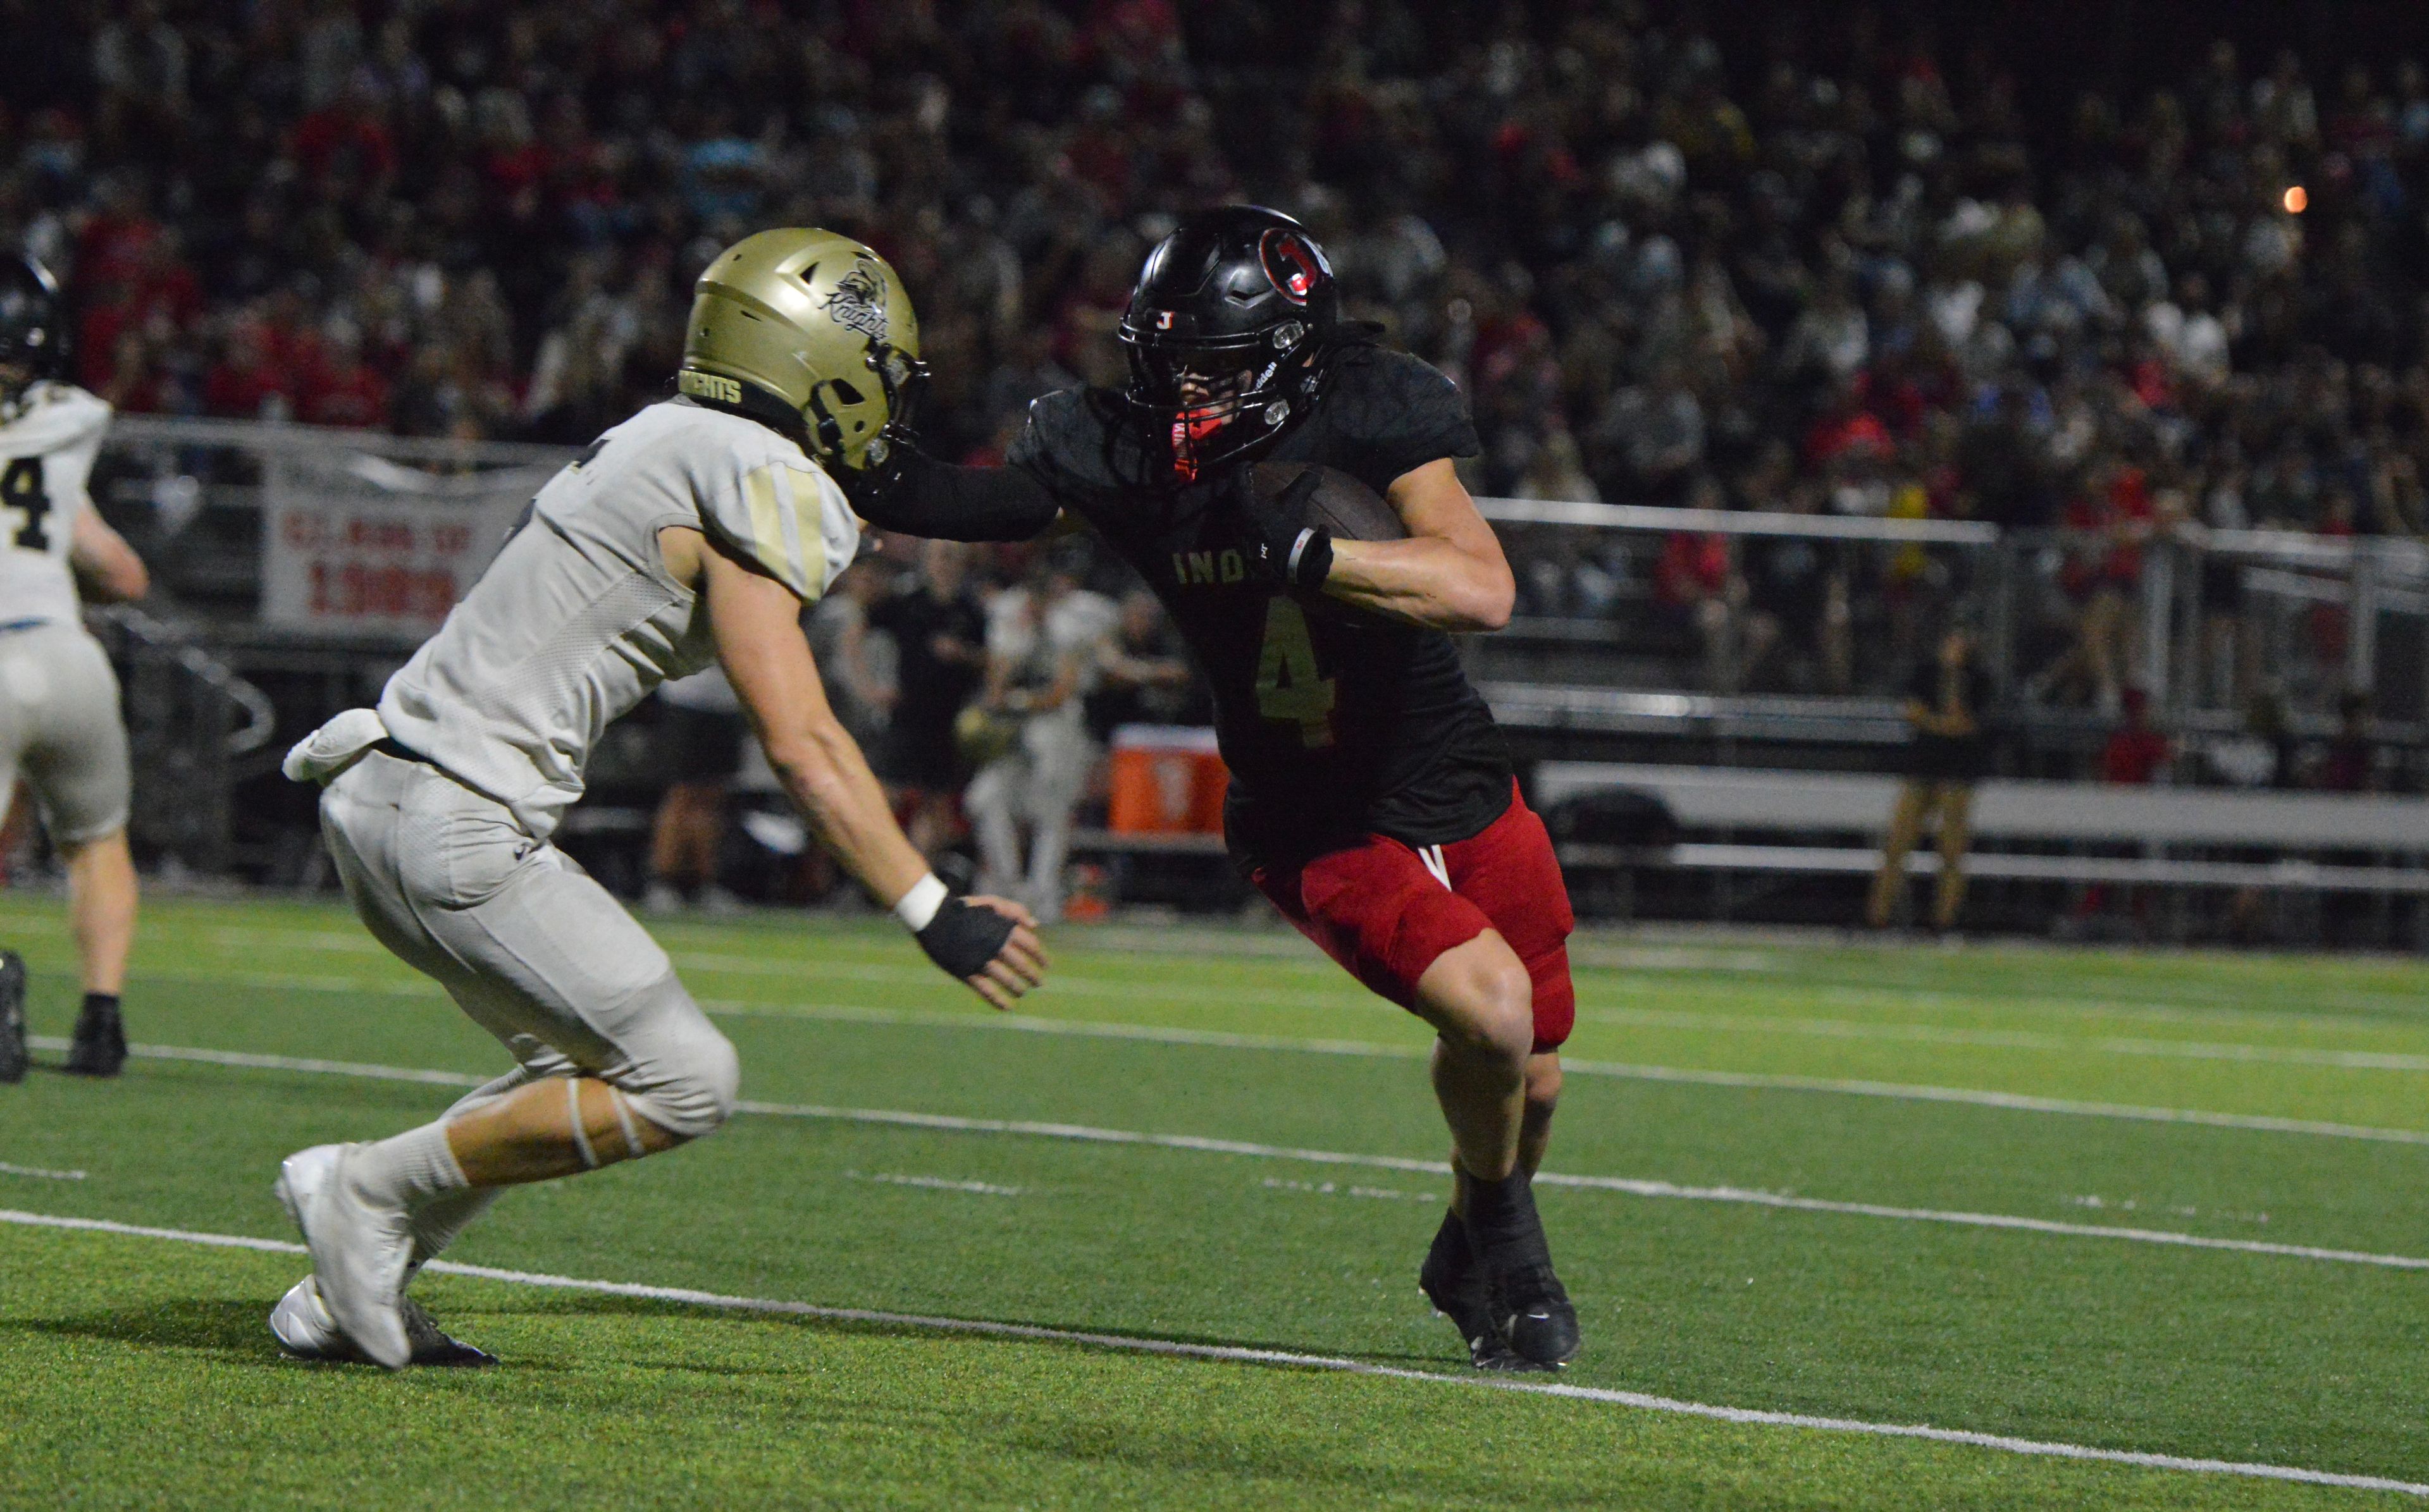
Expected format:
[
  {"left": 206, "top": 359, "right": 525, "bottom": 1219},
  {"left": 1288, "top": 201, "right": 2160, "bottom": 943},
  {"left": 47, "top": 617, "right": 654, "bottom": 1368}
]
[{"left": 1006, "top": 344, "right": 1512, "bottom": 859}]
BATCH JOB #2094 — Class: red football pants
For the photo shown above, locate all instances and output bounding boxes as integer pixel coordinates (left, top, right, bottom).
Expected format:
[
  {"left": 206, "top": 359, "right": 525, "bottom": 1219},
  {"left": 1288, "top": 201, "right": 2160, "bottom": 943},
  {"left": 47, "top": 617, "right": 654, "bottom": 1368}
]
[{"left": 1249, "top": 784, "right": 1577, "bottom": 1053}]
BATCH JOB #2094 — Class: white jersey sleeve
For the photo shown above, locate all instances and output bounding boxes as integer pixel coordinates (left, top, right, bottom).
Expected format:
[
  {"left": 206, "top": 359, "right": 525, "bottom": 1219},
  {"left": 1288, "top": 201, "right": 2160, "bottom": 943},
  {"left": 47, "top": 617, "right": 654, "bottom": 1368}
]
[
  {"left": 693, "top": 442, "right": 860, "bottom": 604},
  {"left": 0, "top": 383, "right": 112, "bottom": 627}
]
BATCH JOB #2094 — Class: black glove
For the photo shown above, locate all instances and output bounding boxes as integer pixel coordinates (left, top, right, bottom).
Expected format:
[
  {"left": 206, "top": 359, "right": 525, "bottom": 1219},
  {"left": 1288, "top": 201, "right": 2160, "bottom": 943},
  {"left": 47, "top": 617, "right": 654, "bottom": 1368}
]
[
  {"left": 833, "top": 428, "right": 913, "bottom": 513},
  {"left": 1234, "top": 467, "right": 1335, "bottom": 590},
  {"left": 913, "top": 896, "right": 1019, "bottom": 980}
]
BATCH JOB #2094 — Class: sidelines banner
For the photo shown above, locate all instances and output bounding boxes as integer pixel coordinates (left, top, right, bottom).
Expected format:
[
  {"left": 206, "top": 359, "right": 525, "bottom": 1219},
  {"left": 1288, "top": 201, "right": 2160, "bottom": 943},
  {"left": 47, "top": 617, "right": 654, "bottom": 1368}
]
[{"left": 260, "top": 450, "right": 562, "bottom": 634}]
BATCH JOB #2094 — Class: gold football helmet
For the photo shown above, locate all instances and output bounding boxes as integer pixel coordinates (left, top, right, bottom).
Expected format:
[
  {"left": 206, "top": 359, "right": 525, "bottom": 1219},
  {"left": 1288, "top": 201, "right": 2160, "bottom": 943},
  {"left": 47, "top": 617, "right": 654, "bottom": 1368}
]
[{"left": 678, "top": 228, "right": 926, "bottom": 483}]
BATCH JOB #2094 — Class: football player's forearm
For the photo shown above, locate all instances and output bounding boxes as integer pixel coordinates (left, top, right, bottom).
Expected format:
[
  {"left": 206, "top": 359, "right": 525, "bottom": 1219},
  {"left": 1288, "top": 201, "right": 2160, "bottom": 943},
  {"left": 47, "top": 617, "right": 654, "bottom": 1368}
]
[
  {"left": 1324, "top": 538, "right": 1516, "bottom": 632},
  {"left": 764, "top": 722, "right": 931, "bottom": 906},
  {"left": 855, "top": 451, "right": 1062, "bottom": 542}
]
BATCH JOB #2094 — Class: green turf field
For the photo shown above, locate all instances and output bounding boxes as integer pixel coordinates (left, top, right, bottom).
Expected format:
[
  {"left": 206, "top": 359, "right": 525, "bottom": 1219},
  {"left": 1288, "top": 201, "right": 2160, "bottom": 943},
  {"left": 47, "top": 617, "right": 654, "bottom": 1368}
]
[{"left": 4, "top": 893, "right": 2428, "bottom": 1508}]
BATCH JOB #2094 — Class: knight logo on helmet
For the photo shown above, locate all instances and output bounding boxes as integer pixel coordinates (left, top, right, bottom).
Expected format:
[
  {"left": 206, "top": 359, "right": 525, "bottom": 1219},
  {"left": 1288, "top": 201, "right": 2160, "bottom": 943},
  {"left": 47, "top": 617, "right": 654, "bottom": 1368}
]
[{"left": 819, "top": 253, "right": 891, "bottom": 341}]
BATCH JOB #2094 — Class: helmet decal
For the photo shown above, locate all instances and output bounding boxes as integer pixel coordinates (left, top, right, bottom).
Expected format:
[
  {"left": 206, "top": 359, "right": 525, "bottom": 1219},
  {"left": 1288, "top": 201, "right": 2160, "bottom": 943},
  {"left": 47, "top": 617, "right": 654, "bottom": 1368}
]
[
  {"left": 1259, "top": 229, "right": 1323, "bottom": 305},
  {"left": 1116, "top": 208, "right": 1340, "bottom": 484},
  {"left": 818, "top": 253, "right": 891, "bottom": 341}
]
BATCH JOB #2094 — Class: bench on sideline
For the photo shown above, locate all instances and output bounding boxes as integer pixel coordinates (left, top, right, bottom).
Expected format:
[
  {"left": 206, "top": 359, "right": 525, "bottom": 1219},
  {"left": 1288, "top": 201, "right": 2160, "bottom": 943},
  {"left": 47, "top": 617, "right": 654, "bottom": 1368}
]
[{"left": 1535, "top": 762, "right": 2429, "bottom": 893}]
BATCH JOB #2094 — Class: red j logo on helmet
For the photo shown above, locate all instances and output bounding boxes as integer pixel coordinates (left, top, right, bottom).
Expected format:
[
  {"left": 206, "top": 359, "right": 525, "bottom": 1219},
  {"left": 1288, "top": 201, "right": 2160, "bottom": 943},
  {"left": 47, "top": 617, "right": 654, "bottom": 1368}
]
[{"left": 1259, "top": 230, "right": 1323, "bottom": 305}]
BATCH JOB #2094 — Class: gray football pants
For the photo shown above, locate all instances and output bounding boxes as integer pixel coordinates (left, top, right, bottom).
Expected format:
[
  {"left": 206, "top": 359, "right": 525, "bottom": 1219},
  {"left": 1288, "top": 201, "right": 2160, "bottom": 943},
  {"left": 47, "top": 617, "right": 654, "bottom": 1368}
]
[
  {"left": 0, "top": 621, "right": 131, "bottom": 846},
  {"left": 319, "top": 751, "right": 740, "bottom": 1155}
]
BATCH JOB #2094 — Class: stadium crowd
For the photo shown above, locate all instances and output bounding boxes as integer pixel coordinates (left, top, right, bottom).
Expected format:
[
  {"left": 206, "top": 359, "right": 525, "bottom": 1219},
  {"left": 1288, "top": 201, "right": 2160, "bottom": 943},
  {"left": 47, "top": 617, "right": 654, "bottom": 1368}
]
[{"left": 16, "top": 4, "right": 2429, "bottom": 747}]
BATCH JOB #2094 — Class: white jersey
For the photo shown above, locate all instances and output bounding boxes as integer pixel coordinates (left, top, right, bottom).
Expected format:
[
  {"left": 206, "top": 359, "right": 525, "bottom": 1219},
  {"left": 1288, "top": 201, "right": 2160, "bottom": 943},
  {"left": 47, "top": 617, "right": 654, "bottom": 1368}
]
[
  {"left": 379, "top": 398, "right": 858, "bottom": 839},
  {"left": 0, "top": 383, "right": 111, "bottom": 628}
]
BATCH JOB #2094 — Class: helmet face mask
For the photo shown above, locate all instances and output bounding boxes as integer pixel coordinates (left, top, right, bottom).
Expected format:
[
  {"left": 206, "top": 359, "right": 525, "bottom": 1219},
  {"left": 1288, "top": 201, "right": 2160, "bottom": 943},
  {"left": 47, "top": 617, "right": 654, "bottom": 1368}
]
[{"left": 1118, "top": 207, "right": 1338, "bottom": 482}]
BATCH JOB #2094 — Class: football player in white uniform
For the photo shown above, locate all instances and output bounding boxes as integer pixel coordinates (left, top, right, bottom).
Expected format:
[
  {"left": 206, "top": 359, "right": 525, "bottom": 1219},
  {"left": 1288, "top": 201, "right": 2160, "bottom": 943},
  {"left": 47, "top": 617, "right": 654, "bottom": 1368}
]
[
  {"left": 269, "top": 230, "right": 1047, "bottom": 1368},
  {"left": 0, "top": 256, "right": 151, "bottom": 1085}
]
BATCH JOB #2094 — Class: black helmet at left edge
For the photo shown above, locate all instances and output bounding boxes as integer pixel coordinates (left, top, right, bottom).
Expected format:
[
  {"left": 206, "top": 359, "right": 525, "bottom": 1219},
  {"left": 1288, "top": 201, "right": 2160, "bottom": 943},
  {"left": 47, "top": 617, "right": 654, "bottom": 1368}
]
[{"left": 0, "top": 257, "right": 66, "bottom": 405}]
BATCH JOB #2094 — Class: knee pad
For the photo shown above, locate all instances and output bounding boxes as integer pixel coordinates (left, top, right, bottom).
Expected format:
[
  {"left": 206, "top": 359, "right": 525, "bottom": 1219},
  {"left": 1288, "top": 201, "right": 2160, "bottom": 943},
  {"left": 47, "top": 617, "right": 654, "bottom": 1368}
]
[{"left": 607, "top": 976, "right": 741, "bottom": 1141}]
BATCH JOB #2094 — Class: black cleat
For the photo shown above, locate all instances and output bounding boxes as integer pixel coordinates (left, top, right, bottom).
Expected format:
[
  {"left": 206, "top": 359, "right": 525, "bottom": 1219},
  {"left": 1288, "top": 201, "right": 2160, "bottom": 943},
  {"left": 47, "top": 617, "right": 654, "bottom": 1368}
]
[
  {"left": 62, "top": 995, "right": 126, "bottom": 1078},
  {"left": 1464, "top": 1172, "right": 1582, "bottom": 1370},
  {"left": 1494, "top": 1258, "right": 1581, "bottom": 1369},
  {"left": 398, "top": 1296, "right": 500, "bottom": 1367},
  {"left": 1419, "top": 1207, "right": 1531, "bottom": 1370},
  {"left": 0, "top": 951, "right": 25, "bottom": 1085}
]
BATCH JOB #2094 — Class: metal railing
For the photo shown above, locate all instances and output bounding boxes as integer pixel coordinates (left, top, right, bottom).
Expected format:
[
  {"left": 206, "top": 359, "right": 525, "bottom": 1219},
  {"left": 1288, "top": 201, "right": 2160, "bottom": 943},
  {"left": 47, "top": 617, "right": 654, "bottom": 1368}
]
[
  {"left": 1473, "top": 496, "right": 2429, "bottom": 750},
  {"left": 83, "top": 603, "right": 276, "bottom": 874}
]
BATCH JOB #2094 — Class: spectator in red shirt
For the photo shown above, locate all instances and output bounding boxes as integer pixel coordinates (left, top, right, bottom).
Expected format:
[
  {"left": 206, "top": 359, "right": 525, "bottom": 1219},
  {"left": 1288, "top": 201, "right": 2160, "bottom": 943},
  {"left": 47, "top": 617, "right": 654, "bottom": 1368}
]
[
  {"left": 202, "top": 317, "right": 292, "bottom": 421},
  {"left": 2100, "top": 687, "right": 2171, "bottom": 785},
  {"left": 2320, "top": 689, "right": 2376, "bottom": 792},
  {"left": 297, "top": 324, "right": 391, "bottom": 430},
  {"left": 291, "top": 72, "right": 398, "bottom": 198}
]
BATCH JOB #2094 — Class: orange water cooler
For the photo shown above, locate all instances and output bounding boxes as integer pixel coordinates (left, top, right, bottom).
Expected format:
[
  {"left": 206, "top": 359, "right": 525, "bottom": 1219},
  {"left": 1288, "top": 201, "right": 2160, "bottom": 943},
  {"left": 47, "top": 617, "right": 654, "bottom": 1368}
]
[{"left": 1106, "top": 725, "right": 1228, "bottom": 835}]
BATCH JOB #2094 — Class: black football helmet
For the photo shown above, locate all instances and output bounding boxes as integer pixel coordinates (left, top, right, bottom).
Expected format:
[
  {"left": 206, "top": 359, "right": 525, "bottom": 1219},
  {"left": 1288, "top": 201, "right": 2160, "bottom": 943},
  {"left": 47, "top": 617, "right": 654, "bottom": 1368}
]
[
  {"left": 0, "top": 257, "right": 64, "bottom": 404},
  {"left": 1118, "top": 206, "right": 1341, "bottom": 481}
]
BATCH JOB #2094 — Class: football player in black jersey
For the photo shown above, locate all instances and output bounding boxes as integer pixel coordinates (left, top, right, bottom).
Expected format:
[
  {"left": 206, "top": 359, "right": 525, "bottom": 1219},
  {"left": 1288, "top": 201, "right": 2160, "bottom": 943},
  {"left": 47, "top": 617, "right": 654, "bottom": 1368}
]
[{"left": 856, "top": 206, "right": 1581, "bottom": 1370}]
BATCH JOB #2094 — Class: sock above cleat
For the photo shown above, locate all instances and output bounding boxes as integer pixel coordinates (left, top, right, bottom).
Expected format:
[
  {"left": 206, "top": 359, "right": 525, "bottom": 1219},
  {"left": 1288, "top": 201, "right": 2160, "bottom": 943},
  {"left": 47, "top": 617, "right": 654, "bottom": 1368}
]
[{"left": 1461, "top": 1171, "right": 1582, "bottom": 1368}]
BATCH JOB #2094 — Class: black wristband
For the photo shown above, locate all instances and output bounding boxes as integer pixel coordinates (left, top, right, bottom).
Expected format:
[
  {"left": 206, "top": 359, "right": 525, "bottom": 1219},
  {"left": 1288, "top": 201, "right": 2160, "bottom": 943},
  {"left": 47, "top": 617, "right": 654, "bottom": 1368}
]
[
  {"left": 1286, "top": 526, "right": 1335, "bottom": 589},
  {"left": 913, "top": 897, "right": 1017, "bottom": 980}
]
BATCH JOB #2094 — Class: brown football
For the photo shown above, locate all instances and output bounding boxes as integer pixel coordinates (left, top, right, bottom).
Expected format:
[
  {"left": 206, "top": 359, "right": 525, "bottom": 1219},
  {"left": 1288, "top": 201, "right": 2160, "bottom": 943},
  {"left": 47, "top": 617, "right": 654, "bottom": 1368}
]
[{"left": 1249, "top": 461, "right": 1407, "bottom": 542}]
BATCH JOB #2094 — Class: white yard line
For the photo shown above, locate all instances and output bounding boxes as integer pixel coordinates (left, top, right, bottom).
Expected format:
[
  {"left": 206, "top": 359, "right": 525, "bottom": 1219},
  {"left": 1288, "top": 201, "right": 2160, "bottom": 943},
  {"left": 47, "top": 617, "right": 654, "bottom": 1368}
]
[
  {"left": 45, "top": 1004, "right": 2429, "bottom": 1143},
  {"left": 847, "top": 1171, "right": 1024, "bottom": 1197},
  {"left": 56, "top": 946, "right": 2429, "bottom": 1078},
  {"left": 0, "top": 1162, "right": 85, "bottom": 1181},
  {"left": 696, "top": 1004, "right": 2429, "bottom": 1145},
  {"left": 1586, "top": 1005, "right": 2429, "bottom": 1073},
  {"left": 50, "top": 1037, "right": 2429, "bottom": 1272},
  {"left": 0, "top": 1207, "right": 2418, "bottom": 1498}
]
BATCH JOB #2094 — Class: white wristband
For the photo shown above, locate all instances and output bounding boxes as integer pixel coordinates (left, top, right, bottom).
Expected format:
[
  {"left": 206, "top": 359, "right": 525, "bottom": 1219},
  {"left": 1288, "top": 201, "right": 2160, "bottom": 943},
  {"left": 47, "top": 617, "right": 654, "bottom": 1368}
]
[{"left": 893, "top": 873, "right": 949, "bottom": 933}]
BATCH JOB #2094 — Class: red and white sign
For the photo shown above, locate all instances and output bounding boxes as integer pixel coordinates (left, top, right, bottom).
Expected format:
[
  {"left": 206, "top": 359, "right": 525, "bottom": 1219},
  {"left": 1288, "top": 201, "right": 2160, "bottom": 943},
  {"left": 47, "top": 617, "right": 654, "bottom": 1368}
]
[{"left": 259, "top": 458, "right": 552, "bottom": 635}]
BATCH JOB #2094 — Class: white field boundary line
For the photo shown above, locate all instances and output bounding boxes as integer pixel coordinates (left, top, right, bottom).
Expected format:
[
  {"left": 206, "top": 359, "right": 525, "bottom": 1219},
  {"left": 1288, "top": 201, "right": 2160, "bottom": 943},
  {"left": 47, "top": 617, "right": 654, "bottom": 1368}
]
[
  {"left": 0, "top": 1162, "right": 85, "bottom": 1181},
  {"left": 1586, "top": 1006, "right": 2429, "bottom": 1073},
  {"left": 56, "top": 1038, "right": 2429, "bottom": 1274},
  {"left": 684, "top": 1006, "right": 2429, "bottom": 1147},
  {"left": 38, "top": 1012, "right": 2429, "bottom": 1147},
  {"left": 0, "top": 1208, "right": 2418, "bottom": 1498},
  {"left": 59, "top": 950, "right": 2429, "bottom": 1085},
  {"left": 162, "top": 942, "right": 2429, "bottom": 1056}
]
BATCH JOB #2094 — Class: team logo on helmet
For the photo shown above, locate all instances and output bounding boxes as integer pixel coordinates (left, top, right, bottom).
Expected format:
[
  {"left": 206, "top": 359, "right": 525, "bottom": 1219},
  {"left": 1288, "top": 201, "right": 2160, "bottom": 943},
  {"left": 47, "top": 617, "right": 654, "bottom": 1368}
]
[
  {"left": 819, "top": 253, "right": 890, "bottom": 341},
  {"left": 1258, "top": 229, "right": 1325, "bottom": 305}
]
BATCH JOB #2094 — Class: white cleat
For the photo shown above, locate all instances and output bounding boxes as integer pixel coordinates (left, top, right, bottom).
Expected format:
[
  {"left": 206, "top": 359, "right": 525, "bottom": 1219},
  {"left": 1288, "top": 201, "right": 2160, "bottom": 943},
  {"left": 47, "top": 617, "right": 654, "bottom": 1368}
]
[
  {"left": 274, "top": 1144, "right": 412, "bottom": 1370},
  {"left": 270, "top": 1274, "right": 498, "bottom": 1367},
  {"left": 269, "top": 1274, "right": 346, "bottom": 1358}
]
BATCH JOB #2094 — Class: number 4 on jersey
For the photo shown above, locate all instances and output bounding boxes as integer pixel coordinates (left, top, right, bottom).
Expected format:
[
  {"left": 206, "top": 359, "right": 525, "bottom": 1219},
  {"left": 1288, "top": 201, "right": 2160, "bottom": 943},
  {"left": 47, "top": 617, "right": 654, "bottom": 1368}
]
[
  {"left": 1, "top": 457, "right": 49, "bottom": 550},
  {"left": 1254, "top": 596, "right": 1336, "bottom": 747}
]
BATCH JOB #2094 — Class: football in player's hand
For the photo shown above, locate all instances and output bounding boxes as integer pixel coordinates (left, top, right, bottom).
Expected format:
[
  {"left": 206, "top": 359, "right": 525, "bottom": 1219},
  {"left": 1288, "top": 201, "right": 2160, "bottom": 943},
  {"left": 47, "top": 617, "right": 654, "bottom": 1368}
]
[{"left": 1249, "top": 462, "right": 1406, "bottom": 542}]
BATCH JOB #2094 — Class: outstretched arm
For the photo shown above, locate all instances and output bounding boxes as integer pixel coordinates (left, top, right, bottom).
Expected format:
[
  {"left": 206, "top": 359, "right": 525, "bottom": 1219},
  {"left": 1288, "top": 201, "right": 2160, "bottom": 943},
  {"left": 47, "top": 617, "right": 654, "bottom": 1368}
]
[
  {"left": 853, "top": 449, "right": 1066, "bottom": 542},
  {"left": 662, "top": 526, "right": 1046, "bottom": 1007},
  {"left": 1318, "top": 458, "right": 1515, "bottom": 631}
]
